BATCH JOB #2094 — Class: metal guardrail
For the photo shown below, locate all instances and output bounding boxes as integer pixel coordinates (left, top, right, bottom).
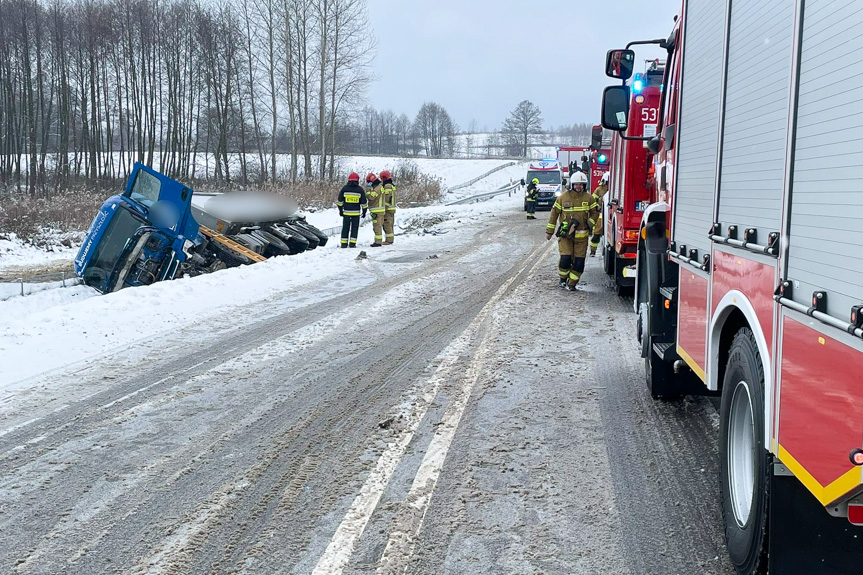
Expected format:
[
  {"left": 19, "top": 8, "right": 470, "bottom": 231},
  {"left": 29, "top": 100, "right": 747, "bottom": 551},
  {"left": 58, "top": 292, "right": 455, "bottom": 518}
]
[
  {"left": 444, "top": 161, "right": 518, "bottom": 193},
  {"left": 0, "top": 270, "right": 81, "bottom": 301},
  {"left": 321, "top": 213, "right": 372, "bottom": 237},
  {"left": 444, "top": 181, "right": 522, "bottom": 206}
]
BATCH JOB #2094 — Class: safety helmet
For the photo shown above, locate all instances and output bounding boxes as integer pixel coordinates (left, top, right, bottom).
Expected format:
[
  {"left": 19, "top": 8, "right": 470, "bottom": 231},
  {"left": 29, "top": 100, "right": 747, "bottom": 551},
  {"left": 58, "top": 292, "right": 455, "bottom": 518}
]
[
  {"left": 570, "top": 171, "right": 588, "bottom": 189},
  {"left": 531, "top": 178, "right": 539, "bottom": 185},
  {"left": 380, "top": 170, "right": 392, "bottom": 181},
  {"left": 601, "top": 172, "right": 610, "bottom": 185},
  {"left": 366, "top": 173, "right": 377, "bottom": 183},
  {"left": 348, "top": 172, "right": 360, "bottom": 182}
]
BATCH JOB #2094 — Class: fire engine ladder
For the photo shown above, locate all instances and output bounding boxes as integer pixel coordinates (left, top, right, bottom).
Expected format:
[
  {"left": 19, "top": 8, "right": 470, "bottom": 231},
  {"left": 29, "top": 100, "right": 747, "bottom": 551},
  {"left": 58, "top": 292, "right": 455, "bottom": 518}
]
[{"left": 199, "top": 225, "right": 267, "bottom": 263}]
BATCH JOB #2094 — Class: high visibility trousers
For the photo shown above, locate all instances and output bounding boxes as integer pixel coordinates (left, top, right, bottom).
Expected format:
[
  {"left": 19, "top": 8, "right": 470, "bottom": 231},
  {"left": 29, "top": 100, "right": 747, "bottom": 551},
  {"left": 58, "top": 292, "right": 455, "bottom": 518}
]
[
  {"left": 340, "top": 215, "right": 360, "bottom": 247},
  {"left": 371, "top": 211, "right": 385, "bottom": 244},
  {"left": 526, "top": 198, "right": 536, "bottom": 217},
  {"left": 558, "top": 235, "right": 589, "bottom": 286},
  {"left": 383, "top": 211, "right": 395, "bottom": 244},
  {"left": 590, "top": 215, "right": 603, "bottom": 255}
]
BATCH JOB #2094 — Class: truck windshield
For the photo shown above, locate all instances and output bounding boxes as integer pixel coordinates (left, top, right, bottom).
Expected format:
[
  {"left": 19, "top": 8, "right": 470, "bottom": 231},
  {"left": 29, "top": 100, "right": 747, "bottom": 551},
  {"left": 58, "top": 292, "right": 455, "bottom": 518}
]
[
  {"left": 128, "top": 169, "right": 162, "bottom": 208},
  {"left": 527, "top": 171, "right": 561, "bottom": 185},
  {"left": 82, "top": 206, "right": 146, "bottom": 290}
]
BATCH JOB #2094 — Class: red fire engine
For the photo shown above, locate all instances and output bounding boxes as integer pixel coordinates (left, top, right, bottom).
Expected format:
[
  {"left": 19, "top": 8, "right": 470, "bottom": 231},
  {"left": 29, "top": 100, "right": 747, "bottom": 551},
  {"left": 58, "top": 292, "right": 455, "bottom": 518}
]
[
  {"left": 557, "top": 142, "right": 610, "bottom": 193},
  {"left": 603, "top": 62, "right": 664, "bottom": 295},
  {"left": 602, "top": 1, "right": 863, "bottom": 573}
]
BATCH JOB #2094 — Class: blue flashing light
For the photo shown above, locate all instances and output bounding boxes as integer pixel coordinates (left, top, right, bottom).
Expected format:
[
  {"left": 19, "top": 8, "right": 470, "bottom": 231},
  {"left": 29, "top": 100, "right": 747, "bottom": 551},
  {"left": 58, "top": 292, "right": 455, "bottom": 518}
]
[
  {"left": 598, "top": 154, "right": 608, "bottom": 164},
  {"left": 632, "top": 73, "right": 644, "bottom": 94}
]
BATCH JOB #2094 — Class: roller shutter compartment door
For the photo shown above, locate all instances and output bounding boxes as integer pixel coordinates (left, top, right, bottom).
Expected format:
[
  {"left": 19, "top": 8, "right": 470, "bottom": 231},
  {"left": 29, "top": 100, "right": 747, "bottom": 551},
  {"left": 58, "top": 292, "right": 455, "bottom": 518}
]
[
  {"left": 717, "top": 0, "right": 795, "bottom": 241},
  {"left": 787, "top": 0, "right": 863, "bottom": 318},
  {"left": 672, "top": 0, "right": 727, "bottom": 260}
]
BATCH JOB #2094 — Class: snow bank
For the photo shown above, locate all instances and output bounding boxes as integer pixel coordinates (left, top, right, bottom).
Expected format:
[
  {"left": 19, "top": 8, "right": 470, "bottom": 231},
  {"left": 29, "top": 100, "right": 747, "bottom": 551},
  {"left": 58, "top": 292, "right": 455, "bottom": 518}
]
[
  {"left": 0, "top": 192, "right": 523, "bottom": 388},
  {"left": 0, "top": 233, "right": 80, "bottom": 274}
]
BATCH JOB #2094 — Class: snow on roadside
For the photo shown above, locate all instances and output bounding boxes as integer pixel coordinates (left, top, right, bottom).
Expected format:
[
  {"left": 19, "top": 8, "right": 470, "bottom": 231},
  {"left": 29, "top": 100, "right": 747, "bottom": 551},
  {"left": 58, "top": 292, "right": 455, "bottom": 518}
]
[
  {"left": 329, "top": 156, "right": 513, "bottom": 191},
  {"left": 0, "top": 192, "right": 523, "bottom": 388},
  {"left": 442, "top": 162, "right": 531, "bottom": 202},
  {"left": 0, "top": 158, "right": 516, "bottom": 266},
  {"left": 304, "top": 161, "right": 532, "bottom": 231},
  {"left": 0, "top": 233, "right": 80, "bottom": 274}
]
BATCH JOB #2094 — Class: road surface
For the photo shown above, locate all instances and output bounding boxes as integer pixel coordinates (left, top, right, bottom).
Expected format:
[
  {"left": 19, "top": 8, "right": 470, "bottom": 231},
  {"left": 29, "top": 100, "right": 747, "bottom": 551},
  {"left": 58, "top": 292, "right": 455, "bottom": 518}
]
[{"left": 0, "top": 202, "right": 734, "bottom": 574}]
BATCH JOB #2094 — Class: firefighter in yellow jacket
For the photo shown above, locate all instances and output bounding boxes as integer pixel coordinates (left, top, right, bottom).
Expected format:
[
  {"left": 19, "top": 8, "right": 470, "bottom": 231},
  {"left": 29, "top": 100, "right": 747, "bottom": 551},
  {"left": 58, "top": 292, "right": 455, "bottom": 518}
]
[
  {"left": 590, "top": 171, "right": 610, "bottom": 256},
  {"left": 546, "top": 171, "right": 595, "bottom": 291},
  {"left": 365, "top": 173, "right": 385, "bottom": 247},
  {"left": 380, "top": 170, "right": 397, "bottom": 245}
]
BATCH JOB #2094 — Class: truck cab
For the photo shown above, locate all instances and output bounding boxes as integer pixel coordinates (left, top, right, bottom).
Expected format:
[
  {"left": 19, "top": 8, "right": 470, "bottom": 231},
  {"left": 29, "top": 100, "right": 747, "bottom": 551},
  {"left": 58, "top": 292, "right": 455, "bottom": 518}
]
[
  {"left": 603, "top": 61, "right": 664, "bottom": 293},
  {"left": 524, "top": 159, "right": 562, "bottom": 210},
  {"left": 74, "top": 163, "right": 199, "bottom": 293}
]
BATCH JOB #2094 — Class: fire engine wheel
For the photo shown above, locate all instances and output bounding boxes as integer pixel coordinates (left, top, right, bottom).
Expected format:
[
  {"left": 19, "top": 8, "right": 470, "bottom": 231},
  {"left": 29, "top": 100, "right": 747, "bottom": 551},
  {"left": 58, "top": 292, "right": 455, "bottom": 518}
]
[{"left": 719, "top": 328, "right": 769, "bottom": 575}]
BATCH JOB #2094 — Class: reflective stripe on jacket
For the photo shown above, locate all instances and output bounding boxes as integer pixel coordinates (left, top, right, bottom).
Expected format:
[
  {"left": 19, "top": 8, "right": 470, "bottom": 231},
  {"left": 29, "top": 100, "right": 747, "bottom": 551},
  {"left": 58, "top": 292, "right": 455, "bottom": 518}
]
[
  {"left": 367, "top": 182, "right": 385, "bottom": 213},
  {"left": 546, "top": 190, "right": 595, "bottom": 237},
  {"left": 382, "top": 182, "right": 397, "bottom": 212},
  {"left": 337, "top": 182, "right": 368, "bottom": 217}
]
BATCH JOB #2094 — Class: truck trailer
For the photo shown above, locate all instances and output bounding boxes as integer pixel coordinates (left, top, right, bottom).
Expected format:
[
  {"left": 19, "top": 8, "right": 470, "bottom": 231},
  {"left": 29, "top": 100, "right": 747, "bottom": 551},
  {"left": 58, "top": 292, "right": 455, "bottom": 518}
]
[
  {"left": 74, "top": 163, "right": 327, "bottom": 293},
  {"left": 602, "top": 0, "right": 863, "bottom": 573}
]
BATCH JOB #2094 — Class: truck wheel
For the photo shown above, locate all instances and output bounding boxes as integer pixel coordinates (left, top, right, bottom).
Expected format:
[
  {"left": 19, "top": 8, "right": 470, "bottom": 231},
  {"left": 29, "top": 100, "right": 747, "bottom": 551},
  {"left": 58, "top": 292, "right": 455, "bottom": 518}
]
[
  {"left": 285, "top": 223, "right": 320, "bottom": 249},
  {"left": 720, "top": 328, "right": 769, "bottom": 575},
  {"left": 210, "top": 241, "right": 252, "bottom": 268},
  {"left": 255, "top": 229, "right": 291, "bottom": 257},
  {"left": 292, "top": 220, "right": 328, "bottom": 247}
]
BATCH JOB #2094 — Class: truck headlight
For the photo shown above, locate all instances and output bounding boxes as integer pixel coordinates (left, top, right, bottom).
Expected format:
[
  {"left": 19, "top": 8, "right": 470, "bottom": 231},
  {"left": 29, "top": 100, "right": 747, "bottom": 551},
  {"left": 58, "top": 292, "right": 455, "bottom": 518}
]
[{"left": 555, "top": 191, "right": 562, "bottom": 197}]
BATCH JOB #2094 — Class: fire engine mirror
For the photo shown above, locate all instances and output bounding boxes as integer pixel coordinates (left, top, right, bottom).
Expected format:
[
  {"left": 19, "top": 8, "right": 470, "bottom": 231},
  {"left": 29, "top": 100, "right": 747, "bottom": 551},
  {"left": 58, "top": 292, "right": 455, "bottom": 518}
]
[
  {"left": 601, "top": 86, "right": 630, "bottom": 132},
  {"left": 605, "top": 49, "right": 635, "bottom": 80}
]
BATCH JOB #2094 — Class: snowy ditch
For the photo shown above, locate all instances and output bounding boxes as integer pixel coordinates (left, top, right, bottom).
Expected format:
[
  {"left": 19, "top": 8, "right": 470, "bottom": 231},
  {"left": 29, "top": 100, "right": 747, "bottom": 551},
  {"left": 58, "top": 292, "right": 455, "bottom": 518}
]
[{"left": 0, "top": 189, "right": 526, "bottom": 389}]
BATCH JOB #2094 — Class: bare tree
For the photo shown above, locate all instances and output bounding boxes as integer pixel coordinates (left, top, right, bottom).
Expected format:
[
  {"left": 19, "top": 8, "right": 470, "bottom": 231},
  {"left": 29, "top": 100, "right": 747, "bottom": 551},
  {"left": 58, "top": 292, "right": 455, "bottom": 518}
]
[
  {"left": 502, "top": 100, "right": 543, "bottom": 157},
  {"left": 414, "top": 102, "right": 456, "bottom": 157}
]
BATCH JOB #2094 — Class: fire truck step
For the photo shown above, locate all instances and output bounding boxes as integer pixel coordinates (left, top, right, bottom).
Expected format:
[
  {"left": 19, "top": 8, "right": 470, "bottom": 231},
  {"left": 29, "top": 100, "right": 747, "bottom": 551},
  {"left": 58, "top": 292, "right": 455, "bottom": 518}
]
[
  {"left": 652, "top": 342, "right": 677, "bottom": 362},
  {"left": 659, "top": 286, "right": 677, "bottom": 301}
]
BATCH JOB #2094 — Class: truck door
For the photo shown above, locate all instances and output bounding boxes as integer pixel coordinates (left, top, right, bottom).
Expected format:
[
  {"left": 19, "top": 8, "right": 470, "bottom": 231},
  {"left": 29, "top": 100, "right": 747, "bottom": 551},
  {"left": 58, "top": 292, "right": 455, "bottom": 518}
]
[{"left": 124, "top": 163, "right": 198, "bottom": 240}]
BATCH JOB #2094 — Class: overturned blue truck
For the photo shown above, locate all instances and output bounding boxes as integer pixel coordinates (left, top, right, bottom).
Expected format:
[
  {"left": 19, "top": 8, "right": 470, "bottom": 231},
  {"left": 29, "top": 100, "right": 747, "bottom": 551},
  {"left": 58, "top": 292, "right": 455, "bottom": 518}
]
[{"left": 74, "top": 163, "right": 327, "bottom": 293}]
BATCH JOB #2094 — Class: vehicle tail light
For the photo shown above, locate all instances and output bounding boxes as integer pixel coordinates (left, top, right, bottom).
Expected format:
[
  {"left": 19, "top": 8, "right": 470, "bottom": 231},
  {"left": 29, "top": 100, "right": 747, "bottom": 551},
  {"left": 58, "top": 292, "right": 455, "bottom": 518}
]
[
  {"left": 848, "top": 504, "right": 863, "bottom": 526},
  {"left": 625, "top": 230, "right": 640, "bottom": 240}
]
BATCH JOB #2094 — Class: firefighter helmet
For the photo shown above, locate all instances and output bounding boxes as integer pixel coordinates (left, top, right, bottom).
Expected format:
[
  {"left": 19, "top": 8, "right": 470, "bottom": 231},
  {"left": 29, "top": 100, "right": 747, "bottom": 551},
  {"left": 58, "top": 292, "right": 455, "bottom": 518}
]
[
  {"left": 531, "top": 178, "right": 539, "bottom": 185},
  {"left": 380, "top": 170, "right": 392, "bottom": 181},
  {"left": 348, "top": 172, "right": 360, "bottom": 182},
  {"left": 570, "top": 171, "right": 588, "bottom": 190},
  {"left": 366, "top": 172, "right": 377, "bottom": 183}
]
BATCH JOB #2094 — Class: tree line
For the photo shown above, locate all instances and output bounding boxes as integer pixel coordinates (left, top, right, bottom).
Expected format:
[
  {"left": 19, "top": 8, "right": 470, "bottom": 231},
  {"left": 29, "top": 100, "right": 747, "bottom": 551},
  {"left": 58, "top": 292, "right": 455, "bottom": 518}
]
[
  {"left": 347, "top": 102, "right": 458, "bottom": 157},
  {"left": 0, "top": 0, "right": 373, "bottom": 194}
]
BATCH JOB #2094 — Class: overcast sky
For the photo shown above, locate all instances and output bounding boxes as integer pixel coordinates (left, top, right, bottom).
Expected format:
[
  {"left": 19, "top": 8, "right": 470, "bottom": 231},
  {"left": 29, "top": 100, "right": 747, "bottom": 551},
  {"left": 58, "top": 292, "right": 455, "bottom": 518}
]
[{"left": 366, "top": 0, "right": 681, "bottom": 131}]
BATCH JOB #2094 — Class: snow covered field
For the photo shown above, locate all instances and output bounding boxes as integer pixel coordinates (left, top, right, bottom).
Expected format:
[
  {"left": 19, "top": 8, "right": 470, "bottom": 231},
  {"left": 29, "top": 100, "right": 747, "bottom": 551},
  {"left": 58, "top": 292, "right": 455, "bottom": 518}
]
[
  {"left": 0, "top": 157, "right": 530, "bottom": 271},
  {"left": 0, "top": 190, "right": 523, "bottom": 389}
]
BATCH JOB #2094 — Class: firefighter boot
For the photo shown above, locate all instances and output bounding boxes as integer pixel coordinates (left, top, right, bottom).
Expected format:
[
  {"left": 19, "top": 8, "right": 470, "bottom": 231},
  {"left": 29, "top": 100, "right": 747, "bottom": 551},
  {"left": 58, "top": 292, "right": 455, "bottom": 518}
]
[{"left": 558, "top": 278, "right": 567, "bottom": 288}]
